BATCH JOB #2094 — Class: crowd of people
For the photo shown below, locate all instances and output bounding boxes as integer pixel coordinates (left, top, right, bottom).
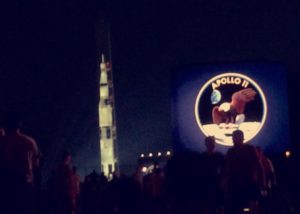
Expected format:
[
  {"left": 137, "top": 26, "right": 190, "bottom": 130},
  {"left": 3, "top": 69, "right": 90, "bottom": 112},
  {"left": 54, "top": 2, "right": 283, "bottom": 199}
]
[{"left": 0, "top": 112, "right": 286, "bottom": 214}]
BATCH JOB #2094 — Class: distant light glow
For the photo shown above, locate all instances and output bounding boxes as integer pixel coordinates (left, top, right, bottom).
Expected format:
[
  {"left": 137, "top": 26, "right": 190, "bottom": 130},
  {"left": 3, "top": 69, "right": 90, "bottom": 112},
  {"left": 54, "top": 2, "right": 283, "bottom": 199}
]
[
  {"left": 158, "top": 152, "right": 162, "bottom": 156},
  {"left": 149, "top": 153, "right": 153, "bottom": 157},
  {"left": 243, "top": 208, "right": 250, "bottom": 212},
  {"left": 141, "top": 167, "right": 147, "bottom": 173},
  {"left": 107, "top": 173, "right": 113, "bottom": 181},
  {"left": 166, "top": 151, "right": 171, "bottom": 156},
  {"left": 285, "top": 150, "right": 291, "bottom": 158},
  {"left": 140, "top": 154, "right": 144, "bottom": 158}
]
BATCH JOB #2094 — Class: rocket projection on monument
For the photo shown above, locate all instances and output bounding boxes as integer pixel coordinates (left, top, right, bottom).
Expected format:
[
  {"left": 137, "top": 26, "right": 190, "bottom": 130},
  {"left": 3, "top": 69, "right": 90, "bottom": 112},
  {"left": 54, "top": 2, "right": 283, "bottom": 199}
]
[{"left": 99, "top": 54, "right": 118, "bottom": 178}]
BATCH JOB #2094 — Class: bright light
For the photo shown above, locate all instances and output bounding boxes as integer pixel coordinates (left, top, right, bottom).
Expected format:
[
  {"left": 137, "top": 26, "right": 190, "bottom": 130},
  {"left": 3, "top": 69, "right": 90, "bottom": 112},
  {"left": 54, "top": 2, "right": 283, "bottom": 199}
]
[
  {"left": 285, "top": 150, "right": 291, "bottom": 158},
  {"left": 149, "top": 153, "right": 153, "bottom": 157},
  {"left": 141, "top": 167, "right": 147, "bottom": 173},
  {"left": 243, "top": 208, "right": 250, "bottom": 212},
  {"left": 108, "top": 173, "right": 113, "bottom": 181},
  {"left": 166, "top": 151, "right": 171, "bottom": 156},
  {"left": 158, "top": 152, "right": 162, "bottom": 156},
  {"left": 140, "top": 154, "right": 144, "bottom": 158}
]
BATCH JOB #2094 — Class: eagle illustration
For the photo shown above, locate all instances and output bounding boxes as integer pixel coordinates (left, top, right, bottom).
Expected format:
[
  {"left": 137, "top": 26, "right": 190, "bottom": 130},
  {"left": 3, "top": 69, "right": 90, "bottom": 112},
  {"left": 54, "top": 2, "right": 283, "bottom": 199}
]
[{"left": 212, "top": 88, "right": 257, "bottom": 124}]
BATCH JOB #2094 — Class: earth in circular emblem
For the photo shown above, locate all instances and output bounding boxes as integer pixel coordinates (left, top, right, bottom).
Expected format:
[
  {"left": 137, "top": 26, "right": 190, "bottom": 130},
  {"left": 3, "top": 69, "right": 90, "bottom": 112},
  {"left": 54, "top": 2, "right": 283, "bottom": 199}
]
[{"left": 194, "top": 73, "right": 267, "bottom": 146}]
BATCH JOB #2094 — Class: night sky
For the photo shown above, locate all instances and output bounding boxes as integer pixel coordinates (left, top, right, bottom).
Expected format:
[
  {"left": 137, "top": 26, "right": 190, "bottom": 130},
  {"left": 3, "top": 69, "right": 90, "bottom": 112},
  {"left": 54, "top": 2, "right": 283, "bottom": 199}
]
[{"left": 0, "top": 0, "right": 300, "bottom": 176}]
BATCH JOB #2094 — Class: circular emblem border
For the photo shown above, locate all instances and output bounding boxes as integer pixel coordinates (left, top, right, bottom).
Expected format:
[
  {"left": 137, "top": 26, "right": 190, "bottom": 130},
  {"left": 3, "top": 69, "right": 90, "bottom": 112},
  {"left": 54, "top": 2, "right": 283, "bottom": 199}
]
[{"left": 194, "top": 72, "right": 268, "bottom": 146}]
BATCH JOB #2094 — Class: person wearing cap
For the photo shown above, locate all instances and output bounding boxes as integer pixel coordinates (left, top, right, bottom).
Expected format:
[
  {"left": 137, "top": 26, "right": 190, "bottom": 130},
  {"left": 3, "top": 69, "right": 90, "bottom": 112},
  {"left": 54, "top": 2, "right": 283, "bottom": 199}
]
[
  {"left": 202, "top": 136, "right": 224, "bottom": 213},
  {"left": 223, "top": 130, "right": 263, "bottom": 214}
]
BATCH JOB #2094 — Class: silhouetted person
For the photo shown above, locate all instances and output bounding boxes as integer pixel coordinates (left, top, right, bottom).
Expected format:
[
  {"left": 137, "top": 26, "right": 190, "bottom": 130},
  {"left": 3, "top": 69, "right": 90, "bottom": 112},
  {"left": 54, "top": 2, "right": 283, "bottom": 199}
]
[
  {"left": 70, "top": 166, "right": 81, "bottom": 214},
  {"left": 164, "top": 151, "right": 212, "bottom": 213},
  {"left": 256, "top": 146, "right": 276, "bottom": 213},
  {"left": 223, "top": 130, "right": 263, "bottom": 214},
  {"left": 256, "top": 147, "right": 276, "bottom": 193},
  {"left": 82, "top": 170, "right": 112, "bottom": 214},
  {"left": 0, "top": 112, "right": 39, "bottom": 214},
  {"left": 133, "top": 165, "right": 144, "bottom": 190},
  {"left": 111, "top": 175, "right": 141, "bottom": 214},
  {"left": 202, "top": 136, "right": 224, "bottom": 214},
  {"left": 141, "top": 166, "right": 165, "bottom": 214},
  {"left": 0, "top": 126, "right": 4, "bottom": 136},
  {"left": 48, "top": 151, "right": 74, "bottom": 214}
]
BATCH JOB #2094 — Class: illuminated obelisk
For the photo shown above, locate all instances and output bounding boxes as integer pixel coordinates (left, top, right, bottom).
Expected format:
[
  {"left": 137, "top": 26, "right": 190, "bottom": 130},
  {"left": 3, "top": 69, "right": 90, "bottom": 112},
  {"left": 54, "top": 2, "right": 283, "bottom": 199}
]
[{"left": 99, "top": 54, "right": 118, "bottom": 178}]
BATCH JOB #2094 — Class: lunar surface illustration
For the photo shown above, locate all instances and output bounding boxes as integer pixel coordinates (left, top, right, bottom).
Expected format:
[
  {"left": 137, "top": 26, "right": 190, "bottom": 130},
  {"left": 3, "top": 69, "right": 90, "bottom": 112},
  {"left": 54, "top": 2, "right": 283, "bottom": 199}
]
[{"left": 202, "top": 122, "right": 261, "bottom": 146}]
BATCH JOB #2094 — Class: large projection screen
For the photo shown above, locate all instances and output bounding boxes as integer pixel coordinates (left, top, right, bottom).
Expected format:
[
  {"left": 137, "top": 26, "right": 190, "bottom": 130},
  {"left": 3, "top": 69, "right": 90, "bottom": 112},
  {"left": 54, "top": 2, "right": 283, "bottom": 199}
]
[{"left": 171, "top": 63, "right": 289, "bottom": 155}]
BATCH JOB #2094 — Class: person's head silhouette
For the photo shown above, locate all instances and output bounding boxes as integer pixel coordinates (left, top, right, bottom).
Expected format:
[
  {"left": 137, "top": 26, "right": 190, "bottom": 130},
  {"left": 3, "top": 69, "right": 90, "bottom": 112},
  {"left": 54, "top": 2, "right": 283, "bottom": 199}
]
[
  {"left": 204, "top": 136, "right": 216, "bottom": 153},
  {"left": 232, "top": 129, "right": 244, "bottom": 146},
  {"left": 62, "top": 150, "right": 72, "bottom": 165}
]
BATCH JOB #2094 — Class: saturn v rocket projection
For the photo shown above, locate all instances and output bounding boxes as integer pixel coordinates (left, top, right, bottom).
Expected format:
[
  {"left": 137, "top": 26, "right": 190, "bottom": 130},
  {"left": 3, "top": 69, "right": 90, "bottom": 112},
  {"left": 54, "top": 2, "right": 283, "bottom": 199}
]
[{"left": 99, "top": 54, "right": 118, "bottom": 177}]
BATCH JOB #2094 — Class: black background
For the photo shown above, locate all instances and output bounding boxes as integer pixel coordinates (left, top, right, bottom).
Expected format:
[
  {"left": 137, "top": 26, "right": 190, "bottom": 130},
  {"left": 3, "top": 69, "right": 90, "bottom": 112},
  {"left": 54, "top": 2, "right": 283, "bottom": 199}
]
[{"left": 1, "top": 0, "right": 300, "bottom": 176}]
